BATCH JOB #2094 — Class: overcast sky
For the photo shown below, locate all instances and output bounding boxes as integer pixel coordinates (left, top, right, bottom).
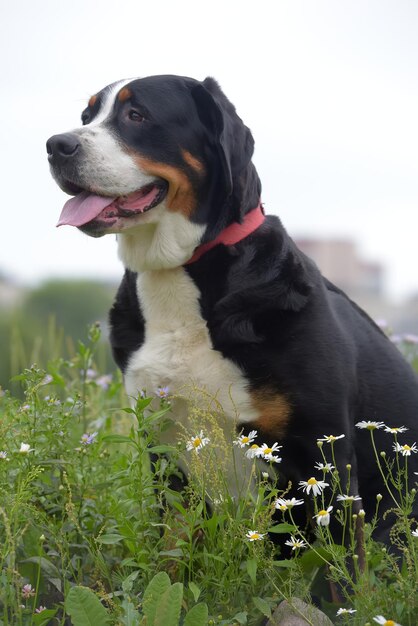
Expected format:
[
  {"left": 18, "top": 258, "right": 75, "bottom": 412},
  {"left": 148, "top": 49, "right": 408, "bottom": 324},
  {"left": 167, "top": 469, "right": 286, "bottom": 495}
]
[{"left": 1, "top": 0, "right": 417, "bottom": 300}]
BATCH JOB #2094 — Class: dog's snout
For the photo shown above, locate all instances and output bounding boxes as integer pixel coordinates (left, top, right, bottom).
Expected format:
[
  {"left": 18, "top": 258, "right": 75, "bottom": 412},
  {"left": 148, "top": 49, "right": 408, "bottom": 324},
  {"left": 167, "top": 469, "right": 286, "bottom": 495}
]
[{"left": 46, "top": 133, "right": 80, "bottom": 161}]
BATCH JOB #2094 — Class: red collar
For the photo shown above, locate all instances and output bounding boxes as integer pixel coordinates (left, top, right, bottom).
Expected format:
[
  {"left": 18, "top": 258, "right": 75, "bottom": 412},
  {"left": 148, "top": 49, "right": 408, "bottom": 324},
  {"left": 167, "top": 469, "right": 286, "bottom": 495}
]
[{"left": 185, "top": 203, "right": 265, "bottom": 264}]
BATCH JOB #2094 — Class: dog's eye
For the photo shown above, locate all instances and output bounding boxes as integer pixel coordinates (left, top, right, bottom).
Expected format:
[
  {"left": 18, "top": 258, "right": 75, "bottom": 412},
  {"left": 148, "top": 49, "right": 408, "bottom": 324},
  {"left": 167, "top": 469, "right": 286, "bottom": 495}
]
[{"left": 128, "top": 109, "right": 145, "bottom": 123}]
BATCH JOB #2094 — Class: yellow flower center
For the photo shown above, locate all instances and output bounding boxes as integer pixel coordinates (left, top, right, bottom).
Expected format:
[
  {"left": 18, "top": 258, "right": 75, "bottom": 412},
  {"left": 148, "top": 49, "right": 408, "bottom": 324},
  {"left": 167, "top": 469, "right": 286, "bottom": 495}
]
[
  {"left": 241, "top": 436, "right": 249, "bottom": 443},
  {"left": 307, "top": 477, "right": 318, "bottom": 485},
  {"left": 264, "top": 447, "right": 273, "bottom": 455},
  {"left": 279, "top": 505, "right": 287, "bottom": 511},
  {"left": 250, "top": 444, "right": 259, "bottom": 449},
  {"left": 318, "top": 509, "right": 327, "bottom": 516},
  {"left": 403, "top": 445, "right": 411, "bottom": 451},
  {"left": 193, "top": 438, "right": 202, "bottom": 448},
  {"left": 251, "top": 532, "right": 260, "bottom": 540},
  {"left": 384, "top": 621, "right": 395, "bottom": 626}
]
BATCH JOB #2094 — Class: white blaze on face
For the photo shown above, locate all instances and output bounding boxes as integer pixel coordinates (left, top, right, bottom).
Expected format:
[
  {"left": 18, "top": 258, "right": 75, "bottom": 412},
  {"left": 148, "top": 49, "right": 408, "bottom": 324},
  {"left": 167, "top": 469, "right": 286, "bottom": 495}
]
[{"left": 69, "top": 79, "right": 155, "bottom": 196}]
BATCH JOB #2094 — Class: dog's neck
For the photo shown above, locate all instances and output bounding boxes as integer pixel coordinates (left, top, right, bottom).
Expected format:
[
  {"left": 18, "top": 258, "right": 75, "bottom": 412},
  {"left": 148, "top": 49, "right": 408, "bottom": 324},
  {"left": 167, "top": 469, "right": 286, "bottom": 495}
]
[{"left": 117, "top": 201, "right": 264, "bottom": 273}]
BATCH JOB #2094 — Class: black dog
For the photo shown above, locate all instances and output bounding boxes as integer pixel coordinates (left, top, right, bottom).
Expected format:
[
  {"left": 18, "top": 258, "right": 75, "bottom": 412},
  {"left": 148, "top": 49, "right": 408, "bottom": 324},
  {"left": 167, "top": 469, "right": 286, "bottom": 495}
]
[{"left": 47, "top": 74, "right": 418, "bottom": 544}]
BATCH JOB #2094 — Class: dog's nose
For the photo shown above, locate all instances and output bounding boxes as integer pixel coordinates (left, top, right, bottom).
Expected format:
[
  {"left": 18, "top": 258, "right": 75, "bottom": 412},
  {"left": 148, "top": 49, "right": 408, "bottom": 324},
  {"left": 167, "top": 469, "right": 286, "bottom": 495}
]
[{"left": 46, "top": 133, "right": 80, "bottom": 161}]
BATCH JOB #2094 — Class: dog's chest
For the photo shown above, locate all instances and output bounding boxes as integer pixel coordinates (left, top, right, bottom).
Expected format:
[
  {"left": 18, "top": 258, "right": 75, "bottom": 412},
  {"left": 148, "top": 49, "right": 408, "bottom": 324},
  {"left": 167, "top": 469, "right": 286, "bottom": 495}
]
[{"left": 124, "top": 268, "right": 257, "bottom": 424}]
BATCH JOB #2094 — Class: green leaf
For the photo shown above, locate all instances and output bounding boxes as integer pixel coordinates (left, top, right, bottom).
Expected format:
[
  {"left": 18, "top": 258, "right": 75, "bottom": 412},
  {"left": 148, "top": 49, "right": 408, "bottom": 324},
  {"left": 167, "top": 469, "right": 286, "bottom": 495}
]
[
  {"left": 154, "top": 582, "right": 183, "bottom": 626},
  {"left": 252, "top": 596, "right": 271, "bottom": 618},
  {"left": 268, "top": 523, "right": 296, "bottom": 534},
  {"left": 246, "top": 559, "right": 257, "bottom": 584},
  {"left": 188, "top": 581, "right": 201, "bottom": 602},
  {"left": 21, "top": 556, "right": 61, "bottom": 579},
  {"left": 272, "top": 559, "right": 294, "bottom": 568},
  {"left": 65, "top": 586, "right": 111, "bottom": 625},
  {"left": 183, "top": 602, "right": 208, "bottom": 626},
  {"left": 120, "top": 599, "right": 141, "bottom": 626},
  {"left": 101, "top": 434, "right": 135, "bottom": 444},
  {"left": 96, "top": 533, "right": 124, "bottom": 545},
  {"left": 122, "top": 570, "right": 140, "bottom": 593},
  {"left": 231, "top": 611, "right": 247, "bottom": 624},
  {"left": 142, "top": 572, "right": 171, "bottom": 625},
  {"left": 32, "top": 609, "right": 58, "bottom": 626}
]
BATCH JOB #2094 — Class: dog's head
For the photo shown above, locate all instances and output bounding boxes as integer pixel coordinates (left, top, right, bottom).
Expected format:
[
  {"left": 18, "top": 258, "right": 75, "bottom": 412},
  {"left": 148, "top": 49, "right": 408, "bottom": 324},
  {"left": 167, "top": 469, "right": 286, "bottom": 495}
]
[{"left": 47, "top": 75, "right": 261, "bottom": 270}]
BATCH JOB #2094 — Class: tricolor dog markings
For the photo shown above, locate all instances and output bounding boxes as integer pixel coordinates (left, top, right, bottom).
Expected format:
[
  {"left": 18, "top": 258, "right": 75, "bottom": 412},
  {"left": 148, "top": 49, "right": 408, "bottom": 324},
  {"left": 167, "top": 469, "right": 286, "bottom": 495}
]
[{"left": 48, "top": 74, "right": 418, "bottom": 542}]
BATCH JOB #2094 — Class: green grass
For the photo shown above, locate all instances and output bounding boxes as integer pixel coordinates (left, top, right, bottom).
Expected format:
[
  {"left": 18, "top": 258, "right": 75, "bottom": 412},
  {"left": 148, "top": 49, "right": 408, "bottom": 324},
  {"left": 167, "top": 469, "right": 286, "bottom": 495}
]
[{"left": 1, "top": 325, "right": 418, "bottom": 625}]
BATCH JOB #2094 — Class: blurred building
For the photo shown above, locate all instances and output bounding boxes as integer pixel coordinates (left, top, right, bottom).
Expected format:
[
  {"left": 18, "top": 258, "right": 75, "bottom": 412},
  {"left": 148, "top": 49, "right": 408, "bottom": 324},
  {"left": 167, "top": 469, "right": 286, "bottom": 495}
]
[{"left": 294, "top": 238, "right": 384, "bottom": 297}]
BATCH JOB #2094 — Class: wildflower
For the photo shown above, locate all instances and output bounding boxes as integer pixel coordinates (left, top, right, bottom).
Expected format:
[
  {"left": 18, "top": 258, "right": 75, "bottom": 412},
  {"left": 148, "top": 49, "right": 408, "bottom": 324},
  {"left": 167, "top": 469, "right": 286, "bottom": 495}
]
[
  {"left": 356, "top": 420, "right": 385, "bottom": 430},
  {"left": 233, "top": 430, "right": 257, "bottom": 447},
  {"left": 317, "top": 434, "right": 345, "bottom": 443},
  {"left": 257, "top": 442, "right": 282, "bottom": 463},
  {"left": 384, "top": 425, "right": 408, "bottom": 434},
  {"left": 35, "top": 606, "right": 47, "bottom": 613},
  {"left": 41, "top": 374, "right": 53, "bottom": 385},
  {"left": 262, "top": 472, "right": 269, "bottom": 479},
  {"left": 245, "top": 444, "right": 261, "bottom": 459},
  {"left": 80, "top": 432, "right": 98, "bottom": 445},
  {"left": 246, "top": 530, "right": 265, "bottom": 541},
  {"left": 19, "top": 443, "right": 33, "bottom": 454},
  {"left": 0, "top": 451, "right": 7, "bottom": 459},
  {"left": 22, "top": 584, "right": 35, "bottom": 598},
  {"left": 21, "top": 404, "right": 30, "bottom": 411},
  {"left": 284, "top": 535, "right": 307, "bottom": 551},
  {"left": 403, "top": 333, "right": 418, "bottom": 345},
  {"left": 314, "top": 461, "right": 334, "bottom": 472},
  {"left": 156, "top": 386, "right": 170, "bottom": 399},
  {"left": 186, "top": 431, "right": 210, "bottom": 453},
  {"left": 298, "top": 477, "right": 329, "bottom": 497},
  {"left": 81, "top": 368, "right": 97, "bottom": 379},
  {"left": 313, "top": 506, "right": 333, "bottom": 526},
  {"left": 393, "top": 442, "right": 418, "bottom": 456},
  {"left": 274, "top": 497, "right": 304, "bottom": 511},
  {"left": 336, "top": 494, "right": 362, "bottom": 503},
  {"left": 411, "top": 528, "right": 418, "bottom": 537},
  {"left": 96, "top": 374, "right": 112, "bottom": 390},
  {"left": 373, "top": 616, "right": 401, "bottom": 626},
  {"left": 336, "top": 608, "right": 357, "bottom": 615}
]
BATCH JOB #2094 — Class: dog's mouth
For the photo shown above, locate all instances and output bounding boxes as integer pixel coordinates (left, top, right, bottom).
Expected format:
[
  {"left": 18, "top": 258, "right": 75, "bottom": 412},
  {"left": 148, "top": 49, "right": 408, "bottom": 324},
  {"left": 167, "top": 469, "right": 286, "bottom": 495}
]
[{"left": 56, "top": 181, "right": 168, "bottom": 231}]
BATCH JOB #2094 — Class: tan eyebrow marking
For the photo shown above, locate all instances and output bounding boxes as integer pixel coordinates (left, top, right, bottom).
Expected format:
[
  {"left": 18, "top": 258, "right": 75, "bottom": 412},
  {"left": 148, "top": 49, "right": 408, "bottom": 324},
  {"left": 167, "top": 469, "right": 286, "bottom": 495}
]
[
  {"left": 182, "top": 149, "right": 205, "bottom": 174},
  {"left": 88, "top": 94, "right": 98, "bottom": 108},
  {"left": 118, "top": 87, "right": 132, "bottom": 102}
]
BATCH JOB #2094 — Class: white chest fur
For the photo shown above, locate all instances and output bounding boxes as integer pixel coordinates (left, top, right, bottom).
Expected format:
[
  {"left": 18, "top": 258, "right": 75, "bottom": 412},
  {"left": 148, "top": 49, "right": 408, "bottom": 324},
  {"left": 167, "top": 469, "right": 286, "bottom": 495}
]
[
  {"left": 124, "top": 267, "right": 258, "bottom": 430},
  {"left": 124, "top": 267, "right": 270, "bottom": 497}
]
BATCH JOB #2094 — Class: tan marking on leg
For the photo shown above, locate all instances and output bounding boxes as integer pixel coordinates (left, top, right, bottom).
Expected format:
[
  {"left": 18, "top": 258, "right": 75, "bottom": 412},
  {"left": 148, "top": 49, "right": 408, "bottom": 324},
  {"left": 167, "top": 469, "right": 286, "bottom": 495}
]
[
  {"left": 181, "top": 149, "right": 205, "bottom": 175},
  {"left": 118, "top": 87, "right": 132, "bottom": 102},
  {"left": 88, "top": 95, "right": 97, "bottom": 108},
  {"left": 251, "top": 390, "right": 291, "bottom": 438},
  {"left": 134, "top": 156, "right": 197, "bottom": 217}
]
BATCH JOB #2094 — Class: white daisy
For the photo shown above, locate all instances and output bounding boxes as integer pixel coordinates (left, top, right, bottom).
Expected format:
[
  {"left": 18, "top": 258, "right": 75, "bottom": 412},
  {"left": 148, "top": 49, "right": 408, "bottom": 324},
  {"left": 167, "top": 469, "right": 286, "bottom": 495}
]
[
  {"left": 298, "top": 477, "right": 329, "bottom": 497},
  {"left": 314, "top": 461, "right": 335, "bottom": 472},
  {"left": 186, "top": 431, "right": 210, "bottom": 453},
  {"left": 313, "top": 506, "right": 333, "bottom": 526},
  {"left": 411, "top": 528, "right": 418, "bottom": 537},
  {"left": 233, "top": 430, "right": 257, "bottom": 448},
  {"left": 245, "top": 530, "right": 265, "bottom": 541},
  {"left": 336, "top": 494, "right": 362, "bottom": 503},
  {"left": 355, "top": 420, "right": 385, "bottom": 430},
  {"left": 317, "top": 434, "right": 345, "bottom": 443},
  {"left": 336, "top": 608, "right": 357, "bottom": 615},
  {"left": 257, "top": 442, "right": 282, "bottom": 463},
  {"left": 18, "top": 443, "right": 34, "bottom": 454},
  {"left": 284, "top": 535, "right": 307, "bottom": 551},
  {"left": 245, "top": 444, "right": 261, "bottom": 459},
  {"left": 274, "top": 497, "right": 304, "bottom": 511},
  {"left": 393, "top": 442, "right": 418, "bottom": 456},
  {"left": 384, "top": 425, "right": 408, "bottom": 434},
  {"left": 373, "top": 616, "right": 401, "bottom": 626}
]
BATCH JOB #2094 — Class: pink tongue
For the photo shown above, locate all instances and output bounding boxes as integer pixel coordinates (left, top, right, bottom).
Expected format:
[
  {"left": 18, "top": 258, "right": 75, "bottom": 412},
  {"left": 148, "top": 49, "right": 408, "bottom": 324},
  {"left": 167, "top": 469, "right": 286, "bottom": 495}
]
[{"left": 57, "top": 192, "right": 116, "bottom": 227}]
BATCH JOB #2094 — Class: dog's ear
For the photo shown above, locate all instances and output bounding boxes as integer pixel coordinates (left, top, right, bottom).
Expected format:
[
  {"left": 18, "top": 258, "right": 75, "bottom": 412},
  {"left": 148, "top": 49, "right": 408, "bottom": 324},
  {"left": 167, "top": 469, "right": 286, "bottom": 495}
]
[{"left": 191, "top": 77, "right": 255, "bottom": 202}]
